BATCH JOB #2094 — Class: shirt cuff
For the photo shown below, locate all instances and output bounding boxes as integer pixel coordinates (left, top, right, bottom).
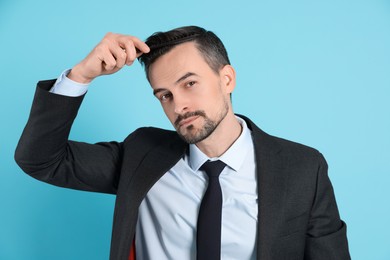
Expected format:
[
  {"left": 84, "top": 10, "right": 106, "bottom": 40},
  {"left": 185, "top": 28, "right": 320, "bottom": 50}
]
[{"left": 50, "top": 69, "right": 89, "bottom": 97}]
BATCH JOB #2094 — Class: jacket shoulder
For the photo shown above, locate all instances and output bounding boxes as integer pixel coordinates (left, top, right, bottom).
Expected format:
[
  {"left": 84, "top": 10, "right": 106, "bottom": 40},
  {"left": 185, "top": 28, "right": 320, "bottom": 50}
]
[
  {"left": 240, "top": 114, "right": 323, "bottom": 161},
  {"left": 123, "top": 127, "right": 184, "bottom": 149},
  {"left": 271, "top": 134, "right": 322, "bottom": 158}
]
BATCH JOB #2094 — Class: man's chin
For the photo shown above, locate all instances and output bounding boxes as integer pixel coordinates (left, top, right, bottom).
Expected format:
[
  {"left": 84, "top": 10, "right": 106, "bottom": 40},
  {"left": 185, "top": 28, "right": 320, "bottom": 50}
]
[
  {"left": 178, "top": 127, "right": 213, "bottom": 144},
  {"left": 178, "top": 129, "right": 196, "bottom": 143},
  {"left": 180, "top": 136, "right": 202, "bottom": 144},
  {"left": 176, "top": 128, "right": 197, "bottom": 144}
]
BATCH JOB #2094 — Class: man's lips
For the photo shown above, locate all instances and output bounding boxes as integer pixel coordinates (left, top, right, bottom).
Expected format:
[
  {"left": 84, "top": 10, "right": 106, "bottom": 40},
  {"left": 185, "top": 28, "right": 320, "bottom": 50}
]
[
  {"left": 178, "top": 115, "right": 200, "bottom": 127},
  {"left": 174, "top": 111, "right": 206, "bottom": 128}
]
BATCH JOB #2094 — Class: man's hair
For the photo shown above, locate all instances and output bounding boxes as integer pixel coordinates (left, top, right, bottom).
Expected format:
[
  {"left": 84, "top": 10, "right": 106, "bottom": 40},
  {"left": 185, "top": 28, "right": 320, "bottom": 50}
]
[{"left": 138, "top": 26, "right": 230, "bottom": 81}]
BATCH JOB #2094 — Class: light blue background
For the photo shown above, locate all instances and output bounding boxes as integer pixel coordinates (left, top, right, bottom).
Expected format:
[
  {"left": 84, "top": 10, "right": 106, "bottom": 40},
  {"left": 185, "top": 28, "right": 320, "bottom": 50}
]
[{"left": 1, "top": 0, "right": 389, "bottom": 259}]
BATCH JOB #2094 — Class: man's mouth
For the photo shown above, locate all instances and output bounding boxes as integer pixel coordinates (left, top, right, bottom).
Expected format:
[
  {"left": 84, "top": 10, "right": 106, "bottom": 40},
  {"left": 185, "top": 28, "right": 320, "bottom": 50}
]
[
  {"left": 178, "top": 115, "right": 200, "bottom": 128},
  {"left": 175, "top": 111, "right": 206, "bottom": 128}
]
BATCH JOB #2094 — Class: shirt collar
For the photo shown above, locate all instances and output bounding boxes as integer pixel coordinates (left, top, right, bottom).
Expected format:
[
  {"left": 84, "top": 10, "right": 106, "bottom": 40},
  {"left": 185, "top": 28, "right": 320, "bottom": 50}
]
[{"left": 188, "top": 116, "right": 253, "bottom": 172}]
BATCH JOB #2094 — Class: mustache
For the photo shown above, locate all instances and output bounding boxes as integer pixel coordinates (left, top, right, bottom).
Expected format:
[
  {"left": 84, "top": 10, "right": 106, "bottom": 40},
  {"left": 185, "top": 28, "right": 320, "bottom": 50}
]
[{"left": 174, "top": 111, "right": 206, "bottom": 127}]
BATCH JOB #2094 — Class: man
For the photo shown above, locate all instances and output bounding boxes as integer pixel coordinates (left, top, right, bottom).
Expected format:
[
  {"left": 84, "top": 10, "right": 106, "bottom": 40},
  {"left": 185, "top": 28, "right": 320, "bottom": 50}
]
[{"left": 15, "top": 26, "right": 350, "bottom": 259}]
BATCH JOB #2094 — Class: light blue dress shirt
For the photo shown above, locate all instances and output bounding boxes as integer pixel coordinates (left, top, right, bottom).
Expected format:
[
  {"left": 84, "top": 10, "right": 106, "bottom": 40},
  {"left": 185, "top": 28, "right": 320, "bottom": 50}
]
[
  {"left": 51, "top": 69, "right": 89, "bottom": 96},
  {"left": 51, "top": 70, "right": 258, "bottom": 260}
]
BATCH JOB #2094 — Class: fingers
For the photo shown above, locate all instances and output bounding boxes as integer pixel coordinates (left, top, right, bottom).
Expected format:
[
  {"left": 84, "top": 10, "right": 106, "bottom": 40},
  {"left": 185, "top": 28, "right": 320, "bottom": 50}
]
[
  {"left": 119, "top": 35, "right": 150, "bottom": 65},
  {"left": 101, "top": 33, "right": 149, "bottom": 68},
  {"left": 120, "top": 41, "right": 137, "bottom": 66},
  {"left": 71, "top": 32, "right": 150, "bottom": 83},
  {"left": 129, "top": 36, "right": 150, "bottom": 55},
  {"left": 110, "top": 45, "right": 127, "bottom": 68}
]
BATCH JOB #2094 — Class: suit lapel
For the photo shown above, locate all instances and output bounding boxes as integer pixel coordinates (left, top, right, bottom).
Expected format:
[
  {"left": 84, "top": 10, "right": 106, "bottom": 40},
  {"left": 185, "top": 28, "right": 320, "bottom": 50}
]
[
  {"left": 131, "top": 135, "right": 188, "bottom": 200},
  {"left": 113, "top": 132, "right": 187, "bottom": 260},
  {"left": 240, "top": 115, "right": 288, "bottom": 259}
]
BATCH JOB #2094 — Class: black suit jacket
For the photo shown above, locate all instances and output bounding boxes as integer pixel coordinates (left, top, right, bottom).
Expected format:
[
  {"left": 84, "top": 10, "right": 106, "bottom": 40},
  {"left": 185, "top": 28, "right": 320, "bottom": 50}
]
[{"left": 15, "top": 80, "right": 350, "bottom": 260}]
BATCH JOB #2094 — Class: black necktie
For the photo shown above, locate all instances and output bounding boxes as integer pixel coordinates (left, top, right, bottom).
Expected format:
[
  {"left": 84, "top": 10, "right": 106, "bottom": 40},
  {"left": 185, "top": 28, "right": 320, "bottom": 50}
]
[{"left": 197, "top": 160, "right": 226, "bottom": 260}]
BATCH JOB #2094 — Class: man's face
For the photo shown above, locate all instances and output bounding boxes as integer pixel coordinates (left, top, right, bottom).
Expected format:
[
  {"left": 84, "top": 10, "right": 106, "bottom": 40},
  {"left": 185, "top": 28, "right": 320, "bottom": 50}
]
[{"left": 148, "top": 42, "right": 234, "bottom": 144}]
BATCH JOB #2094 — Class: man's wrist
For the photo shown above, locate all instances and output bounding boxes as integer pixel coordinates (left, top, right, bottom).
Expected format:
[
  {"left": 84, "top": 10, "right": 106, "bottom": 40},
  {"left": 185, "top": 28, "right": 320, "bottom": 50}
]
[
  {"left": 68, "top": 65, "right": 94, "bottom": 84},
  {"left": 50, "top": 69, "right": 89, "bottom": 97}
]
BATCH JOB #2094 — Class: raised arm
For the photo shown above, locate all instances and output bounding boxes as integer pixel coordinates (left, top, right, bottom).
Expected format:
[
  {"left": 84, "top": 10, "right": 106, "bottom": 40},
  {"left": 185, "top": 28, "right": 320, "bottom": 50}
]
[{"left": 15, "top": 33, "right": 150, "bottom": 194}]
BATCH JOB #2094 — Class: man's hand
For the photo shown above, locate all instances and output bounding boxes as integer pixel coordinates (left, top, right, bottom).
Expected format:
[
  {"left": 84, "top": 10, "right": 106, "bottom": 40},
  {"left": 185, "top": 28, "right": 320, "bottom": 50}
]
[{"left": 68, "top": 33, "right": 150, "bottom": 84}]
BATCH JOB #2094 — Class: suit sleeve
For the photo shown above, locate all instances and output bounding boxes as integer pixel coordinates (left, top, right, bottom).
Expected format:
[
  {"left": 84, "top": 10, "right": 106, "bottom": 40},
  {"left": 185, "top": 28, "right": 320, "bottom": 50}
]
[
  {"left": 15, "top": 79, "right": 122, "bottom": 194},
  {"left": 304, "top": 153, "right": 351, "bottom": 259}
]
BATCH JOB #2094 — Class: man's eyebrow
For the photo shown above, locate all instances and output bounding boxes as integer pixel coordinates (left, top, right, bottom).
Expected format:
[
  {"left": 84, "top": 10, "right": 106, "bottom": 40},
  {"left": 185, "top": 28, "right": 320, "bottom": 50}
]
[
  {"left": 153, "top": 72, "right": 199, "bottom": 96},
  {"left": 175, "top": 72, "right": 198, "bottom": 85},
  {"left": 153, "top": 88, "right": 166, "bottom": 96}
]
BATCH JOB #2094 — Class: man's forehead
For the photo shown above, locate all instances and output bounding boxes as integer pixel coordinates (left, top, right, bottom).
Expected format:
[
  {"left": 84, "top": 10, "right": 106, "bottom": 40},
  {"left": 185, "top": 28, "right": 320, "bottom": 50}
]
[{"left": 148, "top": 42, "right": 205, "bottom": 86}]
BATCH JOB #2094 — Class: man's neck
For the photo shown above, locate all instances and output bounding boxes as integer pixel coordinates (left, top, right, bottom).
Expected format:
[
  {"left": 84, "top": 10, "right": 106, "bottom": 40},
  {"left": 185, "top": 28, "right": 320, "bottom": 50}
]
[{"left": 195, "top": 113, "right": 242, "bottom": 158}]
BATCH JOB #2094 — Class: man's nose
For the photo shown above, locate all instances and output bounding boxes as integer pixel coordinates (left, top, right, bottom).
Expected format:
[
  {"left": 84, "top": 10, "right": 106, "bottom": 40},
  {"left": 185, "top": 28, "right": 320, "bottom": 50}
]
[{"left": 173, "top": 95, "right": 190, "bottom": 114}]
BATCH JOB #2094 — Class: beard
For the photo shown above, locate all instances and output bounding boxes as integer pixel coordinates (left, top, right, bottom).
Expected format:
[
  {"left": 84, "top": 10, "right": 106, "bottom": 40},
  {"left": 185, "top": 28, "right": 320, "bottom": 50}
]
[{"left": 174, "top": 100, "right": 229, "bottom": 144}]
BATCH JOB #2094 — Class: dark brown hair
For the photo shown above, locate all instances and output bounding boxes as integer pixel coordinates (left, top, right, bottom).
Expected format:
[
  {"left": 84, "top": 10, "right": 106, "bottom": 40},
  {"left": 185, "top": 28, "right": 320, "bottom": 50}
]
[{"left": 138, "top": 26, "right": 230, "bottom": 81}]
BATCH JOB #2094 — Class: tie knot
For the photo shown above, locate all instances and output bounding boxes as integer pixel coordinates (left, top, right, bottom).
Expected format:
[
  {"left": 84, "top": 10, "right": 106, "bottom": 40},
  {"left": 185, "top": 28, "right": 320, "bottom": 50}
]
[{"left": 201, "top": 160, "right": 226, "bottom": 178}]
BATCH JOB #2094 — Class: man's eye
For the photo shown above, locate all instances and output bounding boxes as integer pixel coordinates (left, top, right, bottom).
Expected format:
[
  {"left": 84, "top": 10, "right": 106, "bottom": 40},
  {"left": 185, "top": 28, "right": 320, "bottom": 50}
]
[
  {"left": 186, "top": 81, "right": 196, "bottom": 87},
  {"left": 160, "top": 93, "right": 172, "bottom": 102}
]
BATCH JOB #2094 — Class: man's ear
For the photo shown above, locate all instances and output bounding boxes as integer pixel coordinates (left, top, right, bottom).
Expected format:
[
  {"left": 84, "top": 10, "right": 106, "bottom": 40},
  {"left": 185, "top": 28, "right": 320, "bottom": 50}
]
[{"left": 220, "top": 65, "right": 236, "bottom": 94}]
